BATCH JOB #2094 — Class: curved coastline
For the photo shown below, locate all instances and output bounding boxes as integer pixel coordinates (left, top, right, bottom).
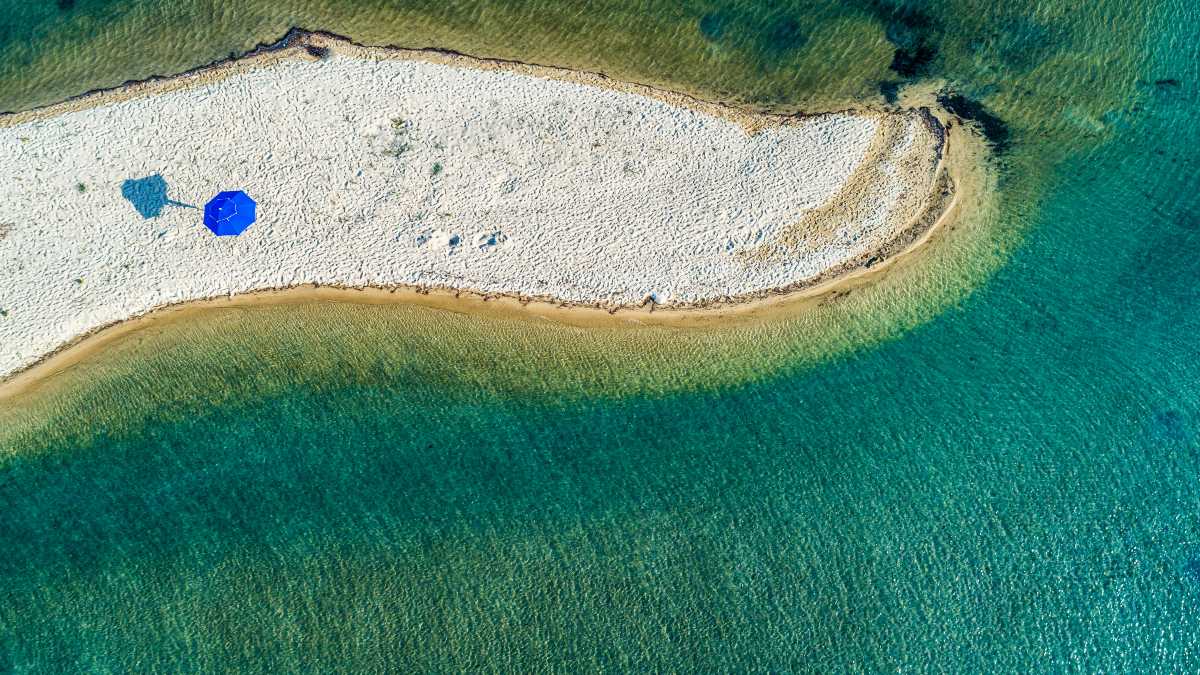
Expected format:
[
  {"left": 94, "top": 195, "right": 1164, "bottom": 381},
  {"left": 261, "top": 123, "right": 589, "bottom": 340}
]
[
  {"left": 0, "top": 30, "right": 988, "bottom": 397},
  {"left": 0, "top": 146, "right": 976, "bottom": 406}
]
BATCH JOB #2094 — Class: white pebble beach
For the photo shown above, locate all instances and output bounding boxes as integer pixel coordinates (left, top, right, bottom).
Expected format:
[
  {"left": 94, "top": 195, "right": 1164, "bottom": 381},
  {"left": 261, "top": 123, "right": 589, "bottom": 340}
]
[{"left": 0, "top": 34, "right": 948, "bottom": 381}]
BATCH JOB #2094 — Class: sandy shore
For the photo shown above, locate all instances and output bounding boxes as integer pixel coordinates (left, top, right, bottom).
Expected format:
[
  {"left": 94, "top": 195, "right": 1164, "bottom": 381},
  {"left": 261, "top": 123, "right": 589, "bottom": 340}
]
[{"left": 0, "top": 32, "right": 951, "bottom": 383}]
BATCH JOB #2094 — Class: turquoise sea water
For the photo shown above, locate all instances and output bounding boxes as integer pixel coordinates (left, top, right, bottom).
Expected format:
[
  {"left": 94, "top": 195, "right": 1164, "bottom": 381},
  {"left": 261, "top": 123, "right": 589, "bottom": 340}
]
[{"left": 2, "top": 0, "right": 1200, "bottom": 671}]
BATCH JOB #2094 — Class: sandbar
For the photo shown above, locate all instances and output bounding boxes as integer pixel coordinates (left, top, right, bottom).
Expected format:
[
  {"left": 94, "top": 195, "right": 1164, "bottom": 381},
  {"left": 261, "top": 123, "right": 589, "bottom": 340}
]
[{"left": 0, "top": 32, "right": 958, "bottom": 384}]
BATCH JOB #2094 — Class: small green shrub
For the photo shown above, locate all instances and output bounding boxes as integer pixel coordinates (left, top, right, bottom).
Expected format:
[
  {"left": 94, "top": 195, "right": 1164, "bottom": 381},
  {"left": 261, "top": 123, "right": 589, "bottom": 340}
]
[{"left": 387, "top": 117, "right": 413, "bottom": 158}]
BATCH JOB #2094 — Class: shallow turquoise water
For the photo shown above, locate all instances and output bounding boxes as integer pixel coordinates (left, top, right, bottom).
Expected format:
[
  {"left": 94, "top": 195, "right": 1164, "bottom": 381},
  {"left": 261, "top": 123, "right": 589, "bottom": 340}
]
[{"left": 2, "top": 0, "right": 1200, "bottom": 671}]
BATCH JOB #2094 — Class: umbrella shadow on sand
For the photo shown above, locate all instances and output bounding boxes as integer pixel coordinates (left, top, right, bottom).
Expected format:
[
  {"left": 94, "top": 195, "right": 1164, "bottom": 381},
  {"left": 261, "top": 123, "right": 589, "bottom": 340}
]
[{"left": 121, "top": 174, "right": 196, "bottom": 218}]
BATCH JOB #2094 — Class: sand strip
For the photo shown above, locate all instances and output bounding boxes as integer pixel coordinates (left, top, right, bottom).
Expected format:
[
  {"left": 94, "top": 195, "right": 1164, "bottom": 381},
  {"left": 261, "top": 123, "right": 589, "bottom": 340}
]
[{"left": 0, "top": 32, "right": 957, "bottom": 384}]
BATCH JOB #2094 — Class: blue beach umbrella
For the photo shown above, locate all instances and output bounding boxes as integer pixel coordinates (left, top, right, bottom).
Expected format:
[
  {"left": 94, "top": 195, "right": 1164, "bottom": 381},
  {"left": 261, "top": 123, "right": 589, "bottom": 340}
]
[{"left": 203, "top": 190, "right": 257, "bottom": 236}]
